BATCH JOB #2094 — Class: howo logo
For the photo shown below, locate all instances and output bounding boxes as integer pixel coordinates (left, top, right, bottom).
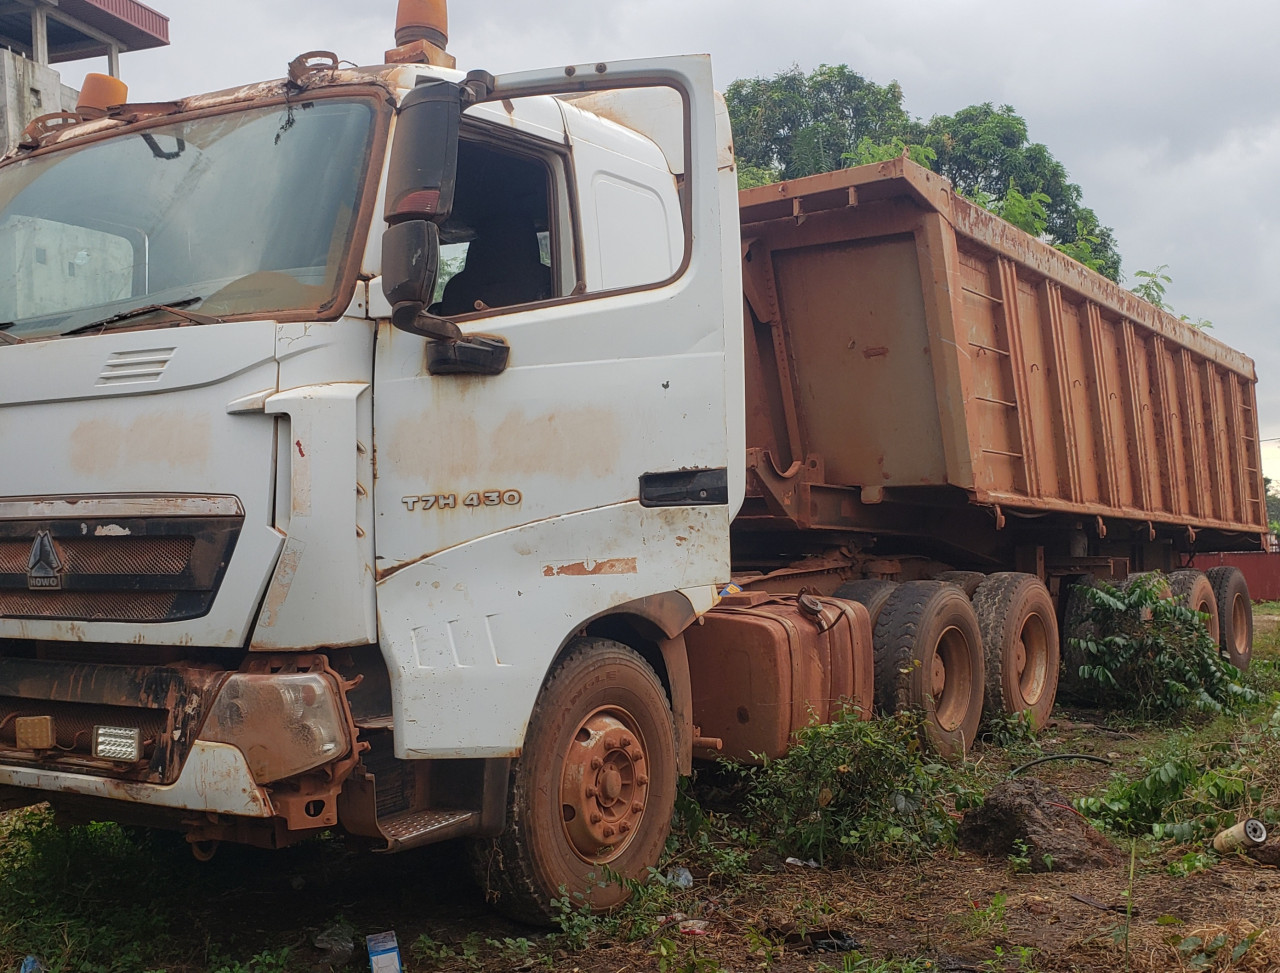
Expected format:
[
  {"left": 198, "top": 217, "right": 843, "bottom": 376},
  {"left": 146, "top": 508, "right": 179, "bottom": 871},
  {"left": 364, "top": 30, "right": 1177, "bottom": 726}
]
[{"left": 27, "top": 531, "right": 63, "bottom": 590}]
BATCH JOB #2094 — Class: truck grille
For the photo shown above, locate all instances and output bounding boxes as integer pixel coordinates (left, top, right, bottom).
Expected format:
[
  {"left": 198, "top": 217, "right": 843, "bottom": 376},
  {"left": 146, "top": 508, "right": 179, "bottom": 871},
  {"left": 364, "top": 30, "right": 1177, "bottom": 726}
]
[
  {"left": 0, "top": 591, "right": 178, "bottom": 621},
  {"left": 0, "top": 496, "right": 242, "bottom": 623}
]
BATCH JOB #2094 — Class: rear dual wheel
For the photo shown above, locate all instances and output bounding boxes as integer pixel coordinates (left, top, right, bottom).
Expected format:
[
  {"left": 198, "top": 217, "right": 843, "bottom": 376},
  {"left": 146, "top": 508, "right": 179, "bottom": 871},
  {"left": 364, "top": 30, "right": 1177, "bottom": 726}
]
[
  {"left": 972, "top": 573, "right": 1059, "bottom": 729},
  {"left": 1207, "top": 566, "right": 1253, "bottom": 669},
  {"left": 874, "top": 581, "right": 984, "bottom": 759},
  {"left": 473, "top": 638, "right": 676, "bottom": 925},
  {"left": 1167, "top": 569, "right": 1221, "bottom": 647}
]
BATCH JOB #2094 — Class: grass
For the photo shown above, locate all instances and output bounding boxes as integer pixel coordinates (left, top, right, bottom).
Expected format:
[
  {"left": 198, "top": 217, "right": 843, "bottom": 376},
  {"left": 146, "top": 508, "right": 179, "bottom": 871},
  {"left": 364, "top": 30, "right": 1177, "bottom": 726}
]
[{"left": 1, "top": 604, "right": 1279, "bottom": 971}]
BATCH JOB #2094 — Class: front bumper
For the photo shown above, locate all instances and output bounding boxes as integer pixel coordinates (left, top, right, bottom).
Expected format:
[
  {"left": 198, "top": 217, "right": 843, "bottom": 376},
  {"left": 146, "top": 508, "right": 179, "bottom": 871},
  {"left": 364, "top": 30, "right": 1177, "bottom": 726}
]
[{"left": 0, "top": 739, "right": 273, "bottom": 816}]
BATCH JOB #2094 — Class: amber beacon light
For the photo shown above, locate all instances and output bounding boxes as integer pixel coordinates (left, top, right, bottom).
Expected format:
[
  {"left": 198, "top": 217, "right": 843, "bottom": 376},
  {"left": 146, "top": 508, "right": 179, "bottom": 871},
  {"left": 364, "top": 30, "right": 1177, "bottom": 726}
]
[
  {"left": 76, "top": 73, "right": 128, "bottom": 118},
  {"left": 389, "top": 0, "right": 455, "bottom": 67}
]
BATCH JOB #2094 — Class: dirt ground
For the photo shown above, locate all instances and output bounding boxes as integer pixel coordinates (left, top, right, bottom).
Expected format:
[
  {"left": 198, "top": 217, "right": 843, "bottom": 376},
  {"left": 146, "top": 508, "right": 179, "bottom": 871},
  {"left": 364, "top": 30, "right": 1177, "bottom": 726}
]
[{"left": 153, "top": 711, "right": 1276, "bottom": 973}]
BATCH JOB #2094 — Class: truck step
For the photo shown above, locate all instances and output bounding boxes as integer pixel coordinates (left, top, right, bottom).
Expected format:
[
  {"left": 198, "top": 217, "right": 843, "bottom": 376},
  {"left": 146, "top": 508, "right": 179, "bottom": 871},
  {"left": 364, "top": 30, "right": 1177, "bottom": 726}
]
[{"left": 376, "top": 808, "right": 476, "bottom": 851}]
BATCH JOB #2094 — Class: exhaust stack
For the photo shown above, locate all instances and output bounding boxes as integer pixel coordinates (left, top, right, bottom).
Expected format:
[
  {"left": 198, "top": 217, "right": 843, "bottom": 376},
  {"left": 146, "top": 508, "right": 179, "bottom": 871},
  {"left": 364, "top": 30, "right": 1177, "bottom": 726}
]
[
  {"left": 388, "top": 0, "right": 455, "bottom": 68},
  {"left": 76, "top": 73, "right": 128, "bottom": 118}
]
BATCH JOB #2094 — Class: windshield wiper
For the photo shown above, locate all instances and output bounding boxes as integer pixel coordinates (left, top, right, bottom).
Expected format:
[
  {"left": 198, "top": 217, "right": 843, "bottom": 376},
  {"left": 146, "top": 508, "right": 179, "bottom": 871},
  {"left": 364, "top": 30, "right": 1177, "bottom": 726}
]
[
  {"left": 0, "top": 322, "right": 23, "bottom": 345},
  {"left": 61, "top": 297, "right": 221, "bottom": 337}
]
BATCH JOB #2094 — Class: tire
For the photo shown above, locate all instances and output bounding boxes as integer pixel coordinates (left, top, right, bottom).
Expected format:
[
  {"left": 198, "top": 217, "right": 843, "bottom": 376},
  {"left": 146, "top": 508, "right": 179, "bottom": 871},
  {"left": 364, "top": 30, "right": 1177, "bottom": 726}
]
[
  {"left": 1207, "top": 566, "right": 1253, "bottom": 670},
  {"left": 1058, "top": 578, "right": 1096, "bottom": 699},
  {"left": 933, "top": 571, "right": 986, "bottom": 598},
  {"left": 833, "top": 579, "right": 900, "bottom": 629},
  {"left": 471, "top": 638, "right": 676, "bottom": 925},
  {"left": 972, "top": 573, "right": 1059, "bottom": 728},
  {"left": 1167, "top": 569, "right": 1221, "bottom": 647},
  {"left": 873, "top": 581, "right": 984, "bottom": 759}
]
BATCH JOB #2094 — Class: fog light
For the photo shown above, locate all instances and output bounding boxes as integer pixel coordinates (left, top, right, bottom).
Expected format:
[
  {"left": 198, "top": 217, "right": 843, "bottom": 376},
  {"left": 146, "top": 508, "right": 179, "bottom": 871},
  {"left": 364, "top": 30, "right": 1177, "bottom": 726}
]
[{"left": 92, "top": 725, "right": 142, "bottom": 762}]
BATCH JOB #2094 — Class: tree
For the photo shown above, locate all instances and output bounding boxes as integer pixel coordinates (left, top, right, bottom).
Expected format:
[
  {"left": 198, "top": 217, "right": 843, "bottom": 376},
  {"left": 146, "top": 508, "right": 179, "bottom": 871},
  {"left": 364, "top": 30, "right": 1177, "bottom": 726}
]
[
  {"left": 726, "top": 65, "right": 913, "bottom": 184},
  {"left": 726, "top": 67, "right": 1122, "bottom": 281},
  {"left": 1266, "top": 476, "right": 1280, "bottom": 534}
]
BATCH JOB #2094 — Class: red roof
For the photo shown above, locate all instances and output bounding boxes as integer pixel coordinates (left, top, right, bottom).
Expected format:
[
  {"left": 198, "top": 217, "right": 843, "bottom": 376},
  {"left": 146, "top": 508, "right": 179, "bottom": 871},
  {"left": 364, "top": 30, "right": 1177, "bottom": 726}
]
[{"left": 58, "top": 0, "right": 169, "bottom": 53}]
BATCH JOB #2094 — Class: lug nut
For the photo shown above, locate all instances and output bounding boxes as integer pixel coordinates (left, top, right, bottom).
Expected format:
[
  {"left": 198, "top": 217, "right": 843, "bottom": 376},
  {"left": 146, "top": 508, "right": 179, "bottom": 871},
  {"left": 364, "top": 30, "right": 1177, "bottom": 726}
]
[
  {"left": 590, "top": 756, "right": 603, "bottom": 770},
  {"left": 586, "top": 786, "right": 597, "bottom": 798},
  {"left": 602, "top": 825, "right": 615, "bottom": 838},
  {"left": 636, "top": 774, "right": 649, "bottom": 785},
  {"left": 632, "top": 801, "right": 644, "bottom": 813},
  {"left": 618, "top": 822, "right": 631, "bottom": 834},
  {"left": 620, "top": 735, "right": 632, "bottom": 747},
  {"left": 590, "top": 812, "right": 602, "bottom": 824}
]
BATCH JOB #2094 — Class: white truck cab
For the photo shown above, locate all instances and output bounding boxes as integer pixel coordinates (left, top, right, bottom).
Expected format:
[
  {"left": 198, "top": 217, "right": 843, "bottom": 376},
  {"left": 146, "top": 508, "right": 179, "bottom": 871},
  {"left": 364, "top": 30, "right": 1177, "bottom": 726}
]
[{"left": 0, "top": 2, "right": 742, "bottom": 921}]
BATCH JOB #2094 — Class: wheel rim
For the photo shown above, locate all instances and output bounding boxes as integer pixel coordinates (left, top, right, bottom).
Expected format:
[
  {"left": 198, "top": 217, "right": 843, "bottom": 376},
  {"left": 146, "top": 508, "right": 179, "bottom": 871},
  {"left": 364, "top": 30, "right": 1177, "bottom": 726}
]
[
  {"left": 931, "top": 625, "right": 974, "bottom": 732},
  {"left": 1016, "top": 612, "right": 1050, "bottom": 705},
  {"left": 559, "top": 707, "right": 649, "bottom": 864},
  {"left": 1231, "top": 593, "right": 1249, "bottom": 658}
]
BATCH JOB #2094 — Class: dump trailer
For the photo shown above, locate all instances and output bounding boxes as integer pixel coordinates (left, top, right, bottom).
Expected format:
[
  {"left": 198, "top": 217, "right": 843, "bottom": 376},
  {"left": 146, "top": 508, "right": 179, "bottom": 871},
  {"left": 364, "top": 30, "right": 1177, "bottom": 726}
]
[
  {"left": 709, "top": 158, "right": 1269, "bottom": 749},
  {"left": 0, "top": 0, "right": 1265, "bottom": 925}
]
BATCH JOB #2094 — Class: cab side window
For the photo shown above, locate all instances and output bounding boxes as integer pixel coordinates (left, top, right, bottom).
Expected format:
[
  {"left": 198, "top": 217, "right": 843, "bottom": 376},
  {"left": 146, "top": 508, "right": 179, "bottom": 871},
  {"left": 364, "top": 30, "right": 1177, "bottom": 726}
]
[{"left": 429, "top": 139, "right": 557, "bottom": 317}]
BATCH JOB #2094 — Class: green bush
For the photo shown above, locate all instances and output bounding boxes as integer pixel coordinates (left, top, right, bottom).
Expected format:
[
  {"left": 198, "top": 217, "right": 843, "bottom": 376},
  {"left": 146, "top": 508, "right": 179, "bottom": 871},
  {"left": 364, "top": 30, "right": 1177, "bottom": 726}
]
[
  {"left": 1068, "top": 573, "right": 1258, "bottom": 719},
  {"left": 737, "top": 709, "right": 978, "bottom": 867},
  {"left": 1075, "top": 707, "right": 1280, "bottom": 839}
]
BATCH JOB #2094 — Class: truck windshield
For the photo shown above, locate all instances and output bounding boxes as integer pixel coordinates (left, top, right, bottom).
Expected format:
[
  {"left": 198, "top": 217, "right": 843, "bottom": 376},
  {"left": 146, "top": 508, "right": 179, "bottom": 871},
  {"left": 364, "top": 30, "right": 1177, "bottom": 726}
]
[{"left": 0, "top": 97, "right": 376, "bottom": 341}]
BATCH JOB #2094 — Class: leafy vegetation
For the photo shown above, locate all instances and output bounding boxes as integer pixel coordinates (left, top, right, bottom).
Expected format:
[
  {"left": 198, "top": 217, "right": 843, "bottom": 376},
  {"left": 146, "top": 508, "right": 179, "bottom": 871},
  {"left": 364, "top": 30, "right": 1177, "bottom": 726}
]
[
  {"left": 1068, "top": 573, "right": 1258, "bottom": 719},
  {"left": 1265, "top": 476, "right": 1280, "bottom": 534},
  {"left": 1131, "top": 264, "right": 1213, "bottom": 328},
  {"left": 725, "top": 65, "right": 1122, "bottom": 279},
  {"left": 736, "top": 709, "right": 978, "bottom": 866}
]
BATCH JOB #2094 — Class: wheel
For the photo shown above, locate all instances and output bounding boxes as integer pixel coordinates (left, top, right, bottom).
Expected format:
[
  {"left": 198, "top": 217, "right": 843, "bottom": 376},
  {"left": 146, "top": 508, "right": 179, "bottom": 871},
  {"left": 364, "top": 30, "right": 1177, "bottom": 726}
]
[
  {"left": 873, "top": 581, "right": 984, "bottom": 759},
  {"left": 972, "top": 573, "right": 1059, "bottom": 728},
  {"left": 933, "top": 571, "right": 986, "bottom": 598},
  {"left": 833, "top": 579, "right": 899, "bottom": 629},
  {"left": 1058, "top": 577, "right": 1096, "bottom": 698},
  {"left": 1207, "top": 566, "right": 1253, "bottom": 669},
  {"left": 1167, "top": 569, "right": 1221, "bottom": 646},
  {"left": 471, "top": 638, "right": 677, "bottom": 924}
]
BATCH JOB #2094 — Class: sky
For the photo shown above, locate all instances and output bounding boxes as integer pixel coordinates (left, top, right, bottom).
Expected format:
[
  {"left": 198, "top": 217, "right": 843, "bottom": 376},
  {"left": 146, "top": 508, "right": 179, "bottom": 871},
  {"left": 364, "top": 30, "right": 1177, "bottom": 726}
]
[{"left": 58, "top": 0, "right": 1280, "bottom": 487}]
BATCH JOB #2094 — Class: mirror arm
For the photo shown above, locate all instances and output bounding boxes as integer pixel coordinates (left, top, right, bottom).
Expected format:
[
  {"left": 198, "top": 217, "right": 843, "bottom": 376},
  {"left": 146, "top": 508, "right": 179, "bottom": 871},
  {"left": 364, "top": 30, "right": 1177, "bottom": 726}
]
[{"left": 390, "top": 303, "right": 462, "bottom": 341}]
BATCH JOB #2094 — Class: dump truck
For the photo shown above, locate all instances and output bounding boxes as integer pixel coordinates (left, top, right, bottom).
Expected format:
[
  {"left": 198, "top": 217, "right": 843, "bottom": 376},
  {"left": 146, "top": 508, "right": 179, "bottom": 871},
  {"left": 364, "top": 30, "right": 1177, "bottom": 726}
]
[{"left": 0, "top": 0, "right": 1266, "bottom": 923}]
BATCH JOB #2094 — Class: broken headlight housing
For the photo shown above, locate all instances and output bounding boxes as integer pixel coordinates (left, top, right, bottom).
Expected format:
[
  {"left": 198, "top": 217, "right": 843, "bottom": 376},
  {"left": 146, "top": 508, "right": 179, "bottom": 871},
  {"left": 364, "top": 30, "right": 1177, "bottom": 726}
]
[{"left": 198, "top": 672, "right": 349, "bottom": 783}]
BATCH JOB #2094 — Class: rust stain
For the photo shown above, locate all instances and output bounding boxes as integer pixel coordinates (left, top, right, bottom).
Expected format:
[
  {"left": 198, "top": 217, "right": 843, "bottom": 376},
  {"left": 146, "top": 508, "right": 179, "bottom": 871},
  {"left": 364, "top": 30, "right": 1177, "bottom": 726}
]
[
  {"left": 541, "top": 557, "right": 638, "bottom": 578},
  {"left": 69, "top": 413, "right": 212, "bottom": 475},
  {"left": 295, "top": 439, "right": 306, "bottom": 458},
  {"left": 862, "top": 346, "right": 889, "bottom": 359},
  {"left": 385, "top": 405, "right": 622, "bottom": 482}
]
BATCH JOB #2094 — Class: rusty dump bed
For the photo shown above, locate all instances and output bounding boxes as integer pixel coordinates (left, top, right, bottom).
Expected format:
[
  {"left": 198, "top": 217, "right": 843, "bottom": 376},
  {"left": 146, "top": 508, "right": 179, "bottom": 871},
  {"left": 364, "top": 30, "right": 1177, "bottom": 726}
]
[{"left": 737, "top": 158, "right": 1267, "bottom": 559}]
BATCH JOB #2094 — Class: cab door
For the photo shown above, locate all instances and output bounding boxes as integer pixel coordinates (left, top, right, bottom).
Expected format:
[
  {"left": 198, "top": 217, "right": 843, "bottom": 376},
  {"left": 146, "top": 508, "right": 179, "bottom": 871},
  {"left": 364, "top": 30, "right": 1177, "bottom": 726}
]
[{"left": 372, "top": 56, "right": 743, "bottom": 758}]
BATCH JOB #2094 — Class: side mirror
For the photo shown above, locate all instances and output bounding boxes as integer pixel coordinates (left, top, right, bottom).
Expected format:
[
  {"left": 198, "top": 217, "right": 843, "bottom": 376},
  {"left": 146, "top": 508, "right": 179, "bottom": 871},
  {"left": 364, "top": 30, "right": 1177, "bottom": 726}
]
[
  {"left": 384, "top": 81, "right": 461, "bottom": 224},
  {"left": 382, "top": 220, "right": 460, "bottom": 340},
  {"left": 382, "top": 81, "right": 463, "bottom": 341}
]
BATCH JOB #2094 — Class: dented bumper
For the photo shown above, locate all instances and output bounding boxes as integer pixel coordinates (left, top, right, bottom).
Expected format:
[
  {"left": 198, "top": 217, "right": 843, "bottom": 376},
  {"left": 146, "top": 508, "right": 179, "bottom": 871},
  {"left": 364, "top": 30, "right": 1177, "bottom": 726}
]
[{"left": 0, "top": 739, "right": 273, "bottom": 817}]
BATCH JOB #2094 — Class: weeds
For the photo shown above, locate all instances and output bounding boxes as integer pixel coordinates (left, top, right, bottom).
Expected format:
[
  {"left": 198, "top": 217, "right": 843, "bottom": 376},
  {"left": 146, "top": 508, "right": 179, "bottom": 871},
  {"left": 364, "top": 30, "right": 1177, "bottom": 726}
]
[
  {"left": 737, "top": 709, "right": 979, "bottom": 866},
  {"left": 1069, "top": 574, "right": 1258, "bottom": 719},
  {"left": 982, "top": 711, "right": 1041, "bottom": 752},
  {"left": 1075, "top": 703, "right": 1280, "bottom": 839},
  {"left": 958, "top": 892, "right": 1008, "bottom": 938}
]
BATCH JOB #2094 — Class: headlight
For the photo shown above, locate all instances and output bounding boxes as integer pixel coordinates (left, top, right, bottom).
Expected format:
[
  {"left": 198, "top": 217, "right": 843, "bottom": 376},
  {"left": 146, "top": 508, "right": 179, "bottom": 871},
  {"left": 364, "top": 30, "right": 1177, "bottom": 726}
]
[{"left": 199, "top": 673, "right": 349, "bottom": 783}]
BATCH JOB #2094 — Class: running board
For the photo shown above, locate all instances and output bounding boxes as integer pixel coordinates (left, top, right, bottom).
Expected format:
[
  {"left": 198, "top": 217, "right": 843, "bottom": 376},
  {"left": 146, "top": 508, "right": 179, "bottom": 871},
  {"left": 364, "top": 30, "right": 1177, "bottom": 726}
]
[
  {"left": 379, "top": 808, "right": 476, "bottom": 851},
  {"left": 337, "top": 756, "right": 510, "bottom": 852}
]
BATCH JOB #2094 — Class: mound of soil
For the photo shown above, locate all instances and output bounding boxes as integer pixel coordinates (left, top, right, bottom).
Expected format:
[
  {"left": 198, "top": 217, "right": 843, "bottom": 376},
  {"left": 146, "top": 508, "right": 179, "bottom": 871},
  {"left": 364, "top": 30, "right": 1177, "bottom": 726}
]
[{"left": 958, "top": 776, "right": 1117, "bottom": 872}]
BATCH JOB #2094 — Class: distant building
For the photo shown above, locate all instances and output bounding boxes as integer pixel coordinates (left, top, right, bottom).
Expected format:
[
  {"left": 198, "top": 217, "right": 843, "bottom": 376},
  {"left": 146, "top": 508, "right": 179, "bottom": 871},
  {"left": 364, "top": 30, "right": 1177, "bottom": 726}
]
[{"left": 0, "top": 0, "right": 169, "bottom": 151}]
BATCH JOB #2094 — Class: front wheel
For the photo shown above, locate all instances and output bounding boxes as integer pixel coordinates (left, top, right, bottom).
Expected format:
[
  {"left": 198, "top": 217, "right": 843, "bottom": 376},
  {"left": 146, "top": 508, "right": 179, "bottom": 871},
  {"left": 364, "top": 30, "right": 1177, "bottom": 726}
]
[{"left": 472, "top": 638, "right": 676, "bottom": 925}]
